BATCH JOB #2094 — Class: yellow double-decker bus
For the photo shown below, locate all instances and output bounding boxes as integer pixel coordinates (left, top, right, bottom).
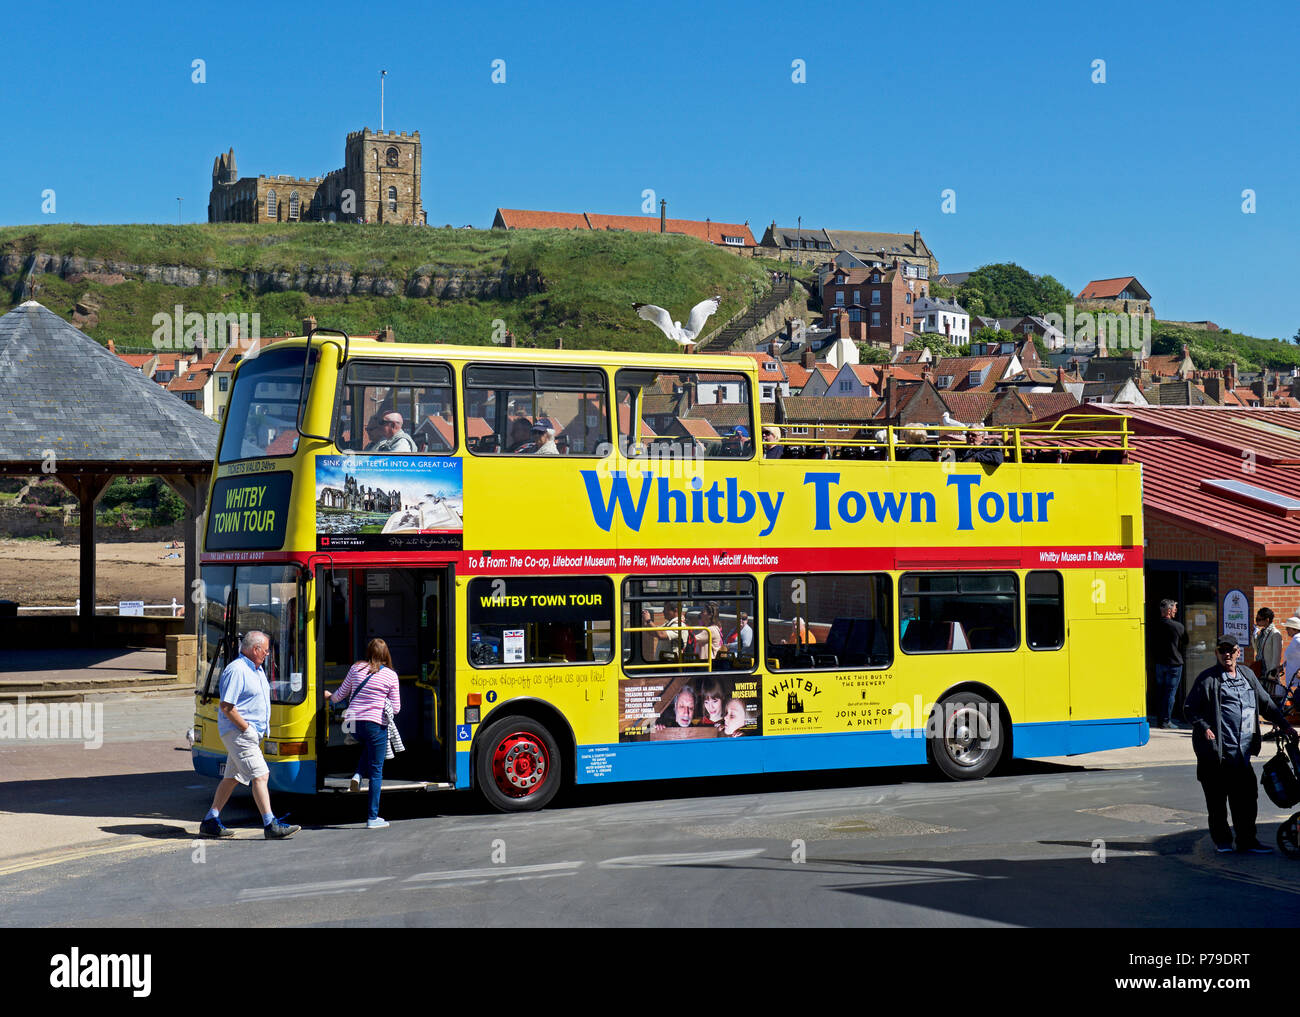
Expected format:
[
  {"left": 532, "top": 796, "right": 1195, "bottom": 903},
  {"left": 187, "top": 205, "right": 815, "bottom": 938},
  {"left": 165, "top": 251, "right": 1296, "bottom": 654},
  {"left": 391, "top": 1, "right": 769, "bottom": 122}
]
[{"left": 191, "top": 330, "right": 1147, "bottom": 811}]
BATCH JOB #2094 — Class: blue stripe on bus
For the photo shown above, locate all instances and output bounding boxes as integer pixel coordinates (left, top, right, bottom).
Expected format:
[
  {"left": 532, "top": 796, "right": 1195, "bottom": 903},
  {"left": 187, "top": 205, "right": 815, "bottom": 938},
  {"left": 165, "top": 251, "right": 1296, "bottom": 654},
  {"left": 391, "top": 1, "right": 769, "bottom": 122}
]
[
  {"left": 573, "top": 717, "right": 1149, "bottom": 784},
  {"left": 191, "top": 748, "right": 317, "bottom": 794},
  {"left": 575, "top": 730, "right": 927, "bottom": 783},
  {"left": 1012, "top": 717, "right": 1149, "bottom": 757}
]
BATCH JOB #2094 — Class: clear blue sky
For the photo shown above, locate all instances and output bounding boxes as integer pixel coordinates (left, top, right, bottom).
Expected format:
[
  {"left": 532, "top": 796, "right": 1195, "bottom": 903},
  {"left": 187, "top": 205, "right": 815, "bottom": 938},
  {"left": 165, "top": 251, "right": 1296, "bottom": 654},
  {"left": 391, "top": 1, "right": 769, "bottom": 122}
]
[{"left": 4, "top": 0, "right": 1297, "bottom": 339}]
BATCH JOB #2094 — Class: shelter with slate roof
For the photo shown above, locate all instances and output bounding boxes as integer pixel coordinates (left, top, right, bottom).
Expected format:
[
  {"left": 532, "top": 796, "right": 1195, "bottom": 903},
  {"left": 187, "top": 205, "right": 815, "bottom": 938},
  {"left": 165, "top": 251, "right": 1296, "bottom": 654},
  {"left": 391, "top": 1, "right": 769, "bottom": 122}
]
[{"left": 0, "top": 302, "right": 219, "bottom": 646}]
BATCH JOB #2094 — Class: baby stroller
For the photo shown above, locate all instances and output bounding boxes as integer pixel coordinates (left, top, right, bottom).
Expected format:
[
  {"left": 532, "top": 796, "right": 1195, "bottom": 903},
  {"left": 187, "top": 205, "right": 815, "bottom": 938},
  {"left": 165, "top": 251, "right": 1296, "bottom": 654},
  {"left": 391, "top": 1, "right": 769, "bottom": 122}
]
[{"left": 1261, "top": 728, "right": 1300, "bottom": 858}]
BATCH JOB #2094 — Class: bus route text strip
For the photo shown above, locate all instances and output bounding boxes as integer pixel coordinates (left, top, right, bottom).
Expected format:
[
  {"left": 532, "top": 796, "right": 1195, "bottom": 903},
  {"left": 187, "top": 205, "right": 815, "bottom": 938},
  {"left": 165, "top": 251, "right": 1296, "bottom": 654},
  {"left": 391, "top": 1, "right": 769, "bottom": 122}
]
[{"left": 461, "top": 546, "right": 1141, "bottom": 574}]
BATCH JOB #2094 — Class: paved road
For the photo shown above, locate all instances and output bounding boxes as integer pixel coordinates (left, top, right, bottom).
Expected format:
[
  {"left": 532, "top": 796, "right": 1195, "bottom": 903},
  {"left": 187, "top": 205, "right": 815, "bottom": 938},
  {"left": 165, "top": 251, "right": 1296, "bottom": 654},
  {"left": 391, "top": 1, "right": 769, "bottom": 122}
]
[{"left": 2, "top": 751, "right": 1298, "bottom": 927}]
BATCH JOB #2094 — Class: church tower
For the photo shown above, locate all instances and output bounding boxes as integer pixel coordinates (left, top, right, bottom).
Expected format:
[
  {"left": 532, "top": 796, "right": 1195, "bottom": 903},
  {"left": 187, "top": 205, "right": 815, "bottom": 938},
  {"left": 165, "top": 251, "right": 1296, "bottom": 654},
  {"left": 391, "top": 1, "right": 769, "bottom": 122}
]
[{"left": 344, "top": 129, "right": 425, "bottom": 224}]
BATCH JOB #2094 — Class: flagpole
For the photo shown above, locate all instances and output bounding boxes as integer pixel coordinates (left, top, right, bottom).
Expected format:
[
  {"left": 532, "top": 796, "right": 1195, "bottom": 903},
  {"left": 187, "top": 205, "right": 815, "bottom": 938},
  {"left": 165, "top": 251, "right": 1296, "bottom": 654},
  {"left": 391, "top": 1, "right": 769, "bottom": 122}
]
[{"left": 380, "top": 70, "right": 386, "bottom": 131}]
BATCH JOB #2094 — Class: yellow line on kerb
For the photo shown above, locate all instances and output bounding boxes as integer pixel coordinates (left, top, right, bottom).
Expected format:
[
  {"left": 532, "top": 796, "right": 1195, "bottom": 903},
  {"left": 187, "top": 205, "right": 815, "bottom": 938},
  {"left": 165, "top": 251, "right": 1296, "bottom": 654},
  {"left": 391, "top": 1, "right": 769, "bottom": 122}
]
[{"left": 0, "top": 834, "right": 190, "bottom": 877}]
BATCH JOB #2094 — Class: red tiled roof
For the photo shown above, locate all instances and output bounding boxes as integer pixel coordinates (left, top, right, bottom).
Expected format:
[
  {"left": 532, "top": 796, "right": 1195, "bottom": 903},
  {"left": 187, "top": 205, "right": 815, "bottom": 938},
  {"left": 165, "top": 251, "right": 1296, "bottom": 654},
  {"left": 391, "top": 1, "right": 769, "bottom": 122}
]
[
  {"left": 1057, "top": 405, "right": 1300, "bottom": 466},
  {"left": 586, "top": 213, "right": 756, "bottom": 247},
  {"left": 1077, "top": 276, "right": 1139, "bottom": 299},
  {"left": 783, "top": 363, "right": 813, "bottom": 388},
  {"left": 1129, "top": 435, "right": 1300, "bottom": 554},
  {"left": 674, "top": 418, "right": 720, "bottom": 439},
  {"left": 116, "top": 353, "right": 155, "bottom": 369},
  {"left": 851, "top": 364, "right": 882, "bottom": 388},
  {"left": 167, "top": 367, "right": 211, "bottom": 393},
  {"left": 1145, "top": 352, "right": 1189, "bottom": 377},
  {"left": 466, "top": 416, "right": 493, "bottom": 439},
  {"left": 782, "top": 395, "right": 880, "bottom": 422},
  {"left": 494, "top": 209, "right": 591, "bottom": 230},
  {"left": 685, "top": 404, "right": 755, "bottom": 428},
  {"left": 941, "top": 391, "right": 996, "bottom": 423},
  {"left": 496, "top": 208, "right": 756, "bottom": 246},
  {"left": 728, "top": 351, "right": 787, "bottom": 381},
  {"left": 419, "top": 414, "right": 455, "bottom": 445},
  {"left": 265, "top": 430, "right": 299, "bottom": 455},
  {"left": 1020, "top": 391, "right": 1082, "bottom": 421}
]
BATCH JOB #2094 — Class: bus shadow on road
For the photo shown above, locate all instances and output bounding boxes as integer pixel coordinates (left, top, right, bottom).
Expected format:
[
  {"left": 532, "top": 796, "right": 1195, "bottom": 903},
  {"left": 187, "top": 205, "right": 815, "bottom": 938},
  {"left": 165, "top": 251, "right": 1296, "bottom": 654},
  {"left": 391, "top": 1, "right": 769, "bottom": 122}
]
[{"left": 821, "top": 829, "right": 1300, "bottom": 927}]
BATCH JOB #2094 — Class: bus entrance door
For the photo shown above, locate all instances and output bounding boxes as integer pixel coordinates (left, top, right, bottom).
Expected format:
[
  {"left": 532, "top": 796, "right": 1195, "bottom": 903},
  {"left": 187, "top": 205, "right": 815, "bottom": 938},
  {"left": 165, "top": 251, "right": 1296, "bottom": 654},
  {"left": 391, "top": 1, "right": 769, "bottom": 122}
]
[{"left": 318, "top": 566, "right": 453, "bottom": 789}]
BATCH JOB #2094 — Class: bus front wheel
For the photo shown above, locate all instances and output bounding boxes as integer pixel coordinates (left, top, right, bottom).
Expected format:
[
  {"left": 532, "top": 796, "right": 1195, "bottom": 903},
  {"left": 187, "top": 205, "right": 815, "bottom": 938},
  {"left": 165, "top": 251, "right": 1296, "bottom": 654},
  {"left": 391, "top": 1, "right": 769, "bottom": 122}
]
[
  {"left": 475, "top": 716, "right": 562, "bottom": 812},
  {"left": 930, "top": 691, "right": 1004, "bottom": 781}
]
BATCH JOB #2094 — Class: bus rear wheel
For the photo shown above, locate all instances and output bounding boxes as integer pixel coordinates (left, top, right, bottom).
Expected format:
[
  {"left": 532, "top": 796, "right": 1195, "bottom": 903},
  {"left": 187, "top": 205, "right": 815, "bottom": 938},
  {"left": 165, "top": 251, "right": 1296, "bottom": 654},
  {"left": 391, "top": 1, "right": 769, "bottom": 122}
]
[
  {"left": 475, "top": 716, "right": 562, "bottom": 812},
  {"left": 930, "top": 691, "right": 1004, "bottom": 781}
]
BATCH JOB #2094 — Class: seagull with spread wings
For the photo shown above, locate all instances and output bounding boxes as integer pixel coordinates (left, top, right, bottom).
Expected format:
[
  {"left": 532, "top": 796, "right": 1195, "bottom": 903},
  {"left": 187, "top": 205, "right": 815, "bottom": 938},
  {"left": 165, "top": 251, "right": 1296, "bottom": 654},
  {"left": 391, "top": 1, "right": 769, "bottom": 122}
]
[{"left": 631, "top": 294, "right": 721, "bottom": 350}]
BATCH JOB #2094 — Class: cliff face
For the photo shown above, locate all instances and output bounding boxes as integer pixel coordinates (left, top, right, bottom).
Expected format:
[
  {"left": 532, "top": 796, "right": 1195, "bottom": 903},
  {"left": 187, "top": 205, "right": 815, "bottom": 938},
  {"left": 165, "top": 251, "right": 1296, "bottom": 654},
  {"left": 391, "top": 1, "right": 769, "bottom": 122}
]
[{"left": 1, "top": 253, "right": 545, "bottom": 300}]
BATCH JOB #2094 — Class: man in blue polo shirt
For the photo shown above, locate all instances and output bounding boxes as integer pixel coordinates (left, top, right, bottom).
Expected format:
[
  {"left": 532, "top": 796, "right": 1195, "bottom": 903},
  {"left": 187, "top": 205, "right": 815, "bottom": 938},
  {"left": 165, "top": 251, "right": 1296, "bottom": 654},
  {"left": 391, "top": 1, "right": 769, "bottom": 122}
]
[{"left": 199, "top": 630, "right": 300, "bottom": 839}]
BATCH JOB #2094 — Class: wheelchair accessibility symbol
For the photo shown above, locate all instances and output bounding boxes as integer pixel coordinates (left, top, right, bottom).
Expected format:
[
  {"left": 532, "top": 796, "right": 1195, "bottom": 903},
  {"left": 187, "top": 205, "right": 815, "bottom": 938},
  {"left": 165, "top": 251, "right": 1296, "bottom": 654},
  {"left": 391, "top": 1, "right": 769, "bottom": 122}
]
[{"left": 456, "top": 725, "right": 471, "bottom": 742}]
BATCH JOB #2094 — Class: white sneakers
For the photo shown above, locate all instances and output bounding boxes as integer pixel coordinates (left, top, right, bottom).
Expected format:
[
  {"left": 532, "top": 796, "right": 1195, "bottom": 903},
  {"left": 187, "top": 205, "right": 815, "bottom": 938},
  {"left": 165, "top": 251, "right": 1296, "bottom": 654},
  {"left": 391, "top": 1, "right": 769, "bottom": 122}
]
[
  {"left": 349, "top": 774, "right": 361, "bottom": 792},
  {"left": 367, "top": 818, "right": 389, "bottom": 829}
]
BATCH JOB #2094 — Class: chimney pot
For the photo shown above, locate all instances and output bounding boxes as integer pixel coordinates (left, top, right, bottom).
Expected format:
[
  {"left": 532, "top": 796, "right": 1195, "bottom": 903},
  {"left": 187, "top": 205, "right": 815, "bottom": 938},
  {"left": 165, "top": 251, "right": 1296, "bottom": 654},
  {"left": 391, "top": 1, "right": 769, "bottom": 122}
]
[{"left": 107, "top": 339, "right": 116, "bottom": 354}]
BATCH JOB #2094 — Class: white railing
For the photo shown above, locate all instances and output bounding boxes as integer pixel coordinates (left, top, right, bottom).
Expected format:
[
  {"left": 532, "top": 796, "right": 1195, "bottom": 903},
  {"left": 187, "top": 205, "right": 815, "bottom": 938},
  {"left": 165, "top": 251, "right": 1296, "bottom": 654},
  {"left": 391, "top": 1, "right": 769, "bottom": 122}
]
[{"left": 16, "top": 599, "right": 184, "bottom": 617}]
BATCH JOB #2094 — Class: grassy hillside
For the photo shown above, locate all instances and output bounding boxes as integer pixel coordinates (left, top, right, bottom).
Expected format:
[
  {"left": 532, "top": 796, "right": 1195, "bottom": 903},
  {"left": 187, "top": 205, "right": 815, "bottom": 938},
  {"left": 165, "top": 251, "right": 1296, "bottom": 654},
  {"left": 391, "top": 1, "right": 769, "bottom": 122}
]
[
  {"left": 0, "top": 224, "right": 774, "bottom": 353},
  {"left": 1152, "top": 321, "right": 1300, "bottom": 372}
]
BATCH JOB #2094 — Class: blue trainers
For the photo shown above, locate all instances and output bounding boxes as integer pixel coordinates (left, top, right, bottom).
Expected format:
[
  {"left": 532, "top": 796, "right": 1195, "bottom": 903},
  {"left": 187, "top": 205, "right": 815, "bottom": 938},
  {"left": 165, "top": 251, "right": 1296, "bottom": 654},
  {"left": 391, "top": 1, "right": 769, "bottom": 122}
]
[
  {"left": 199, "top": 817, "right": 234, "bottom": 839},
  {"left": 264, "top": 814, "right": 300, "bottom": 839}
]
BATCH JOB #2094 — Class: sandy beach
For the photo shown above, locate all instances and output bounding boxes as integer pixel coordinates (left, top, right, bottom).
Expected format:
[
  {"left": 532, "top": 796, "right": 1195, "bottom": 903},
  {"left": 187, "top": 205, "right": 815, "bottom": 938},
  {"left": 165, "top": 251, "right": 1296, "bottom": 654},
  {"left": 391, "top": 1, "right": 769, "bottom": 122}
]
[{"left": 0, "top": 539, "right": 185, "bottom": 608}]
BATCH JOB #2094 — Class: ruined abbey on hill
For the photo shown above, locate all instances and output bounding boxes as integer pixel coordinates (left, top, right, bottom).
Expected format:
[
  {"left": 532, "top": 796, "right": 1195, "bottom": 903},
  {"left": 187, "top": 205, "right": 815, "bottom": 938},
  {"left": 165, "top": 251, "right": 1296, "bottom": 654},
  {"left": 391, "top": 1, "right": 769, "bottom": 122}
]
[{"left": 208, "top": 128, "right": 426, "bottom": 225}]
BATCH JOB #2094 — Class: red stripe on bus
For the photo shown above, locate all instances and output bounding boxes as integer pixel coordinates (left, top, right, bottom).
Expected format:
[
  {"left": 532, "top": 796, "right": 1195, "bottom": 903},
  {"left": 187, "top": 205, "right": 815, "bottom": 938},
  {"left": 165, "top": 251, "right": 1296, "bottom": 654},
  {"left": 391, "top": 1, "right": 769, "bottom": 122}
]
[{"left": 203, "top": 546, "right": 1142, "bottom": 571}]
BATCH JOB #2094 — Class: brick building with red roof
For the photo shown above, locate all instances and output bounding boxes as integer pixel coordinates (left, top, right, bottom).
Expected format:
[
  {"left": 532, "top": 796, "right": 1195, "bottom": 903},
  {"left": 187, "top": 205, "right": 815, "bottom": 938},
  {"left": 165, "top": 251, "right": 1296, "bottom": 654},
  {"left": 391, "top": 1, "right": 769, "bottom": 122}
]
[
  {"left": 1049, "top": 404, "right": 1300, "bottom": 699},
  {"left": 1076, "top": 276, "right": 1153, "bottom": 316},
  {"left": 492, "top": 207, "right": 756, "bottom": 252}
]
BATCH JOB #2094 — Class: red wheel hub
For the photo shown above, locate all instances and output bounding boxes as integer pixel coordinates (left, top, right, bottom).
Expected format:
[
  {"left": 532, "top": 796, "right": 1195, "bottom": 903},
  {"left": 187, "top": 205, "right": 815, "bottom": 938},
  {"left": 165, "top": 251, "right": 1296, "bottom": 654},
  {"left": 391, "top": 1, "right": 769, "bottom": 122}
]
[{"left": 491, "top": 732, "right": 549, "bottom": 798}]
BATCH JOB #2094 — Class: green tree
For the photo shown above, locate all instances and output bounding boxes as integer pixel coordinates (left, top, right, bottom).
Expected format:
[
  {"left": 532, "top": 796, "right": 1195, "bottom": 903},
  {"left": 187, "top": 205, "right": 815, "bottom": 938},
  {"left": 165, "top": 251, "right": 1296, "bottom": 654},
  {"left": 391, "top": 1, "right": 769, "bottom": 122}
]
[
  {"left": 957, "top": 263, "right": 1071, "bottom": 319},
  {"left": 908, "top": 333, "right": 962, "bottom": 359}
]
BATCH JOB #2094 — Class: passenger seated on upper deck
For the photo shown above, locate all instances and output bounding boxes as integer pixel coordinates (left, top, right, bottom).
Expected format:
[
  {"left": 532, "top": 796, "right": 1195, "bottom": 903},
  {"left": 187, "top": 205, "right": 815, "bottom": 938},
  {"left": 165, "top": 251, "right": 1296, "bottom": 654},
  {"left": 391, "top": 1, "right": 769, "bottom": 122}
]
[
  {"left": 898, "top": 427, "right": 935, "bottom": 461},
  {"left": 960, "top": 429, "right": 1004, "bottom": 467},
  {"left": 762, "top": 426, "right": 784, "bottom": 459}
]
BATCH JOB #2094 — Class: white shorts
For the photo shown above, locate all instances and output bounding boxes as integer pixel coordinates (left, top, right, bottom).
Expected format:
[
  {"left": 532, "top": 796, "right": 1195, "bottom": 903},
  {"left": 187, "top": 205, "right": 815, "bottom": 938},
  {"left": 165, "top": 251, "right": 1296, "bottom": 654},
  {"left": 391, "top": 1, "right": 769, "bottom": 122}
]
[{"left": 220, "top": 727, "right": 269, "bottom": 785}]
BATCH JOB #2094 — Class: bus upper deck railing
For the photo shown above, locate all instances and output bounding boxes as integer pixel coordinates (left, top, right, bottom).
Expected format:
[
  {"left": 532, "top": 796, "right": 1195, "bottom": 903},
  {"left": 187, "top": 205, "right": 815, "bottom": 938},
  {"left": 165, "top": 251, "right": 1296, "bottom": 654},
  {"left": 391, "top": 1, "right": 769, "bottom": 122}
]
[{"left": 762, "top": 418, "right": 1131, "bottom": 463}]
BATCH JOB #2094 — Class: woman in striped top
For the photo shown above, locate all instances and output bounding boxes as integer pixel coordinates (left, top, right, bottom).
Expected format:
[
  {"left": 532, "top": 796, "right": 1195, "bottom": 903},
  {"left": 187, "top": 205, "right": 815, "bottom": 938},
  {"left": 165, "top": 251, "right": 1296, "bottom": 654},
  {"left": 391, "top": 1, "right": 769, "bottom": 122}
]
[{"left": 324, "top": 638, "right": 401, "bottom": 828}]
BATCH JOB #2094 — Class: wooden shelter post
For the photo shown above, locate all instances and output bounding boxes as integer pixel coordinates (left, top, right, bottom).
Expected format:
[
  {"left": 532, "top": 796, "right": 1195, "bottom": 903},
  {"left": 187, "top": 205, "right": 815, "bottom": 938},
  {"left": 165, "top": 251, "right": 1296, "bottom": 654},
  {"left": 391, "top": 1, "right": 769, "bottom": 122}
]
[
  {"left": 61, "top": 473, "right": 111, "bottom": 644},
  {"left": 167, "top": 474, "right": 209, "bottom": 636}
]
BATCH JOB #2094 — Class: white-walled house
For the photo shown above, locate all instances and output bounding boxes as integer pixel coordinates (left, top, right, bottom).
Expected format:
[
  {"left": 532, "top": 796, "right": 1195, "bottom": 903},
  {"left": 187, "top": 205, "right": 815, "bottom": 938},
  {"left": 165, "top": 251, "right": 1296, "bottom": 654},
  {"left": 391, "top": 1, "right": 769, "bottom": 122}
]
[{"left": 912, "top": 297, "right": 969, "bottom": 343}]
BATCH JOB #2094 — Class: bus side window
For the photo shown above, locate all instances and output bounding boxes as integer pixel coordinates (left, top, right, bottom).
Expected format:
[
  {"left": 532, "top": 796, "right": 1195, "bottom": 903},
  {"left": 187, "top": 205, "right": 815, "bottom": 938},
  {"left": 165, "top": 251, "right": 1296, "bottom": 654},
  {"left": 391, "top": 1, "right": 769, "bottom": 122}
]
[
  {"left": 1026, "top": 571, "right": 1064, "bottom": 650},
  {"left": 764, "top": 574, "right": 893, "bottom": 672},
  {"left": 899, "top": 572, "right": 1019, "bottom": 654},
  {"left": 334, "top": 361, "right": 456, "bottom": 454},
  {"left": 464, "top": 366, "right": 609, "bottom": 456}
]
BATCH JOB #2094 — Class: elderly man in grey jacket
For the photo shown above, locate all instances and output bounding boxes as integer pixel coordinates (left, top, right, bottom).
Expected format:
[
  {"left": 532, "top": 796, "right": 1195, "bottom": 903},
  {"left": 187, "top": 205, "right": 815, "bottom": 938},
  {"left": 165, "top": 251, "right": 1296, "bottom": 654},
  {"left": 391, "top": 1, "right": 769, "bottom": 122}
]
[{"left": 1185, "top": 634, "right": 1294, "bottom": 854}]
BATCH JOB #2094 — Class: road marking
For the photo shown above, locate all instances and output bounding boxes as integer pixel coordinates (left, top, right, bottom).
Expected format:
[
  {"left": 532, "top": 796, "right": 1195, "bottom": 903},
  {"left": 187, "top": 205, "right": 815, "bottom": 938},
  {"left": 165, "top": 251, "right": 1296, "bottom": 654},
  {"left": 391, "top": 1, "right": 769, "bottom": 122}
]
[
  {"left": 0, "top": 837, "right": 183, "bottom": 877},
  {"left": 599, "top": 848, "right": 765, "bottom": 868},
  {"left": 1207, "top": 868, "right": 1300, "bottom": 897},
  {"left": 238, "top": 877, "right": 393, "bottom": 902},
  {"left": 813, "top": 862, "right": 1007, "bottom": 886},
  {"left": 405, "top": 861, "right": 585, "bottom": 883},
  {"left": 494, "top": 872, "right": 578, "bottom": 884}
]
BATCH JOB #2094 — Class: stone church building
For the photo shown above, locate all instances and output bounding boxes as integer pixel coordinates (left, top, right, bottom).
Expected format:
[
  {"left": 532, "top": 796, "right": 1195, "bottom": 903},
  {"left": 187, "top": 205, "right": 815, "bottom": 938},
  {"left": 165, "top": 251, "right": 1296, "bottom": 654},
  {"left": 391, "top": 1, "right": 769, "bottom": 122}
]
[{"left": 208, "top": 128, "right": 425, "bottom": 225}]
